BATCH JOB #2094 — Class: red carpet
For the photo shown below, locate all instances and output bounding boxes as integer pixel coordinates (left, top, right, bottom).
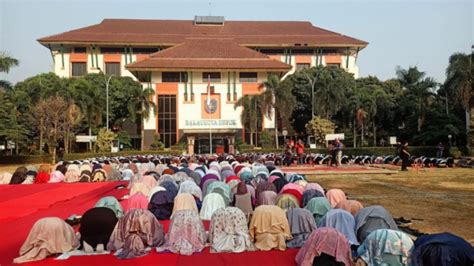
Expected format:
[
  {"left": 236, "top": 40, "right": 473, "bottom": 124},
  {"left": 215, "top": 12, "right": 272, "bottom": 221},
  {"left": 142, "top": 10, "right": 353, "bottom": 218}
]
[{"left": 0, "top": 182, "right": 299, "bottom": 266}]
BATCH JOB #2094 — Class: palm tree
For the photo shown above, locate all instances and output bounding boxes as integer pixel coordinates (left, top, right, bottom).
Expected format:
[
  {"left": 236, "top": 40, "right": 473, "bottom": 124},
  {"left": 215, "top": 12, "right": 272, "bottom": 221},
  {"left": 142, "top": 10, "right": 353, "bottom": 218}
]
[
  {"left": 69, "top": 78, "right": 104, "bottom": 151},
  {"left": 127, "top": 85, "right": 156, "bottom": 150},
  {"left": 444, "top": 52, "right": 472, "bottom": 151},
  {"left": 263, "top": 74, "right": 296, "bottom": 148},
  {"left": 234, "top": 94, "right": 262, "bottom": 146},
  {"left": 397, "top": 67, "right": 437, "bottom": 132},
  {"left": 0, "top": 52, "right": 19, "bottom": 90}
]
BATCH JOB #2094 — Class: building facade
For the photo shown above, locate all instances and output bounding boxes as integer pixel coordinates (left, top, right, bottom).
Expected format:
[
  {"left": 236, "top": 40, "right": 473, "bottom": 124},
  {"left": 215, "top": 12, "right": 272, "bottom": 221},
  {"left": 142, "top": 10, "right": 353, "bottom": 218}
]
[{"left": 38, "top": 16, "right": 367, "bottom": 153}]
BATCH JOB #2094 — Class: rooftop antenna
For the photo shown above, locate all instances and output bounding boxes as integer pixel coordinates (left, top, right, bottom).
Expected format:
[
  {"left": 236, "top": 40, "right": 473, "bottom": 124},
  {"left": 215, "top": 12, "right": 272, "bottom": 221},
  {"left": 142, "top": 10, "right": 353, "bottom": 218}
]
[{"left": 208, "top": 2, "right": 211, "bottom": 16}]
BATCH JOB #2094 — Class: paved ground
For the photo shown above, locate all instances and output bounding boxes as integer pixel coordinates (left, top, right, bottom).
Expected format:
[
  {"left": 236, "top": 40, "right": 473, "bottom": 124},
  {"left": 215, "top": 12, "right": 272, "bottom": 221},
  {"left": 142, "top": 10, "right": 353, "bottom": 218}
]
[{"left": 308, "top": 167, "right": 474, "bottom": 243}]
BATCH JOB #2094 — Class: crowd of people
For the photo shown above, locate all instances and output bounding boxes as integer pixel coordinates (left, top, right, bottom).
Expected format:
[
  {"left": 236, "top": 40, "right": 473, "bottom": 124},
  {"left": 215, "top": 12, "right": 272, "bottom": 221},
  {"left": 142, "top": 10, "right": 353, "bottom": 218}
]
[{"left": 1, "top": 154, "right": 473, "bottom": 265}]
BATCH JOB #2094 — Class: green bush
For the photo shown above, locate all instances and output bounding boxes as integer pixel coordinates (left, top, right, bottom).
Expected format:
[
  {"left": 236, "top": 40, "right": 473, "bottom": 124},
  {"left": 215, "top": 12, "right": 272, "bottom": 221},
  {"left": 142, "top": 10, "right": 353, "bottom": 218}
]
[
  {"left": 239, "top": 146, "right": 439, "bottom": 157},
  {"left": 448, "top": 147, "right": 462, "bottom": 159}
]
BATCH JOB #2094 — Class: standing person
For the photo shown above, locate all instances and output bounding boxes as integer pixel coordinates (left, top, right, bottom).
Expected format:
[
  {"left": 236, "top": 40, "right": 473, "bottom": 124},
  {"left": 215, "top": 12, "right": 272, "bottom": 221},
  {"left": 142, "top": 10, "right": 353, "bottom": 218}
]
[
  {"left": 400, "top": 141, "right": 410, "bottom": 171},
  {"left": 334, "top": 138, "right": 343, "bottom": 167},
  {"left": 284, "top": 139, "right": 293, "bottom": 166},
  {"left": 436, "top": 142, "right": 444, "bottom": 158},
  {"left": 295, "top": 139, "right": 305, "bottom": 166},
  {"left": 327, "top": 141, "right": 335, "bottom": 166}
]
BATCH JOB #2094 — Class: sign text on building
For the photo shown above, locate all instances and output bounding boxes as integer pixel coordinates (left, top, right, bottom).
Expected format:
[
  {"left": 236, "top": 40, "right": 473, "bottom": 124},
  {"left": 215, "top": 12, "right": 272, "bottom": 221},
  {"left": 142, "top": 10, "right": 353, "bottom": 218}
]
[{"left": 185, "top": 119, "right": 237, "bottom": 127}]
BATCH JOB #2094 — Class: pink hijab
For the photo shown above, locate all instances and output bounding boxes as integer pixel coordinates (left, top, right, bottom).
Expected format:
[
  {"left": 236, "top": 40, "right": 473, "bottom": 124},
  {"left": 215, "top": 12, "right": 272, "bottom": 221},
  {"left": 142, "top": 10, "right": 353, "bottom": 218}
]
[
  {"left": 141, "top": 175, "right": 158, "bottom": 188},
  {"left": 128, "top": 193, "right": 149, "bottom": 210},
  {"left": 335, "top": 200, "right": 363, "bottom": 216},
  {"left": 268, "top": 175, "right": 280, "bottom": 184},
  {"left": 295, "top": 227, "right": 352, "bottom": 266},
  {"left": 14, "top": 217, "right": 79, "bottom": 263},
  {"left": 326, "top": 189, "right": 347, "bottom": 208},
  {"left": 305, "top": 183, "right": 325, "bottom": 195},
  {"left": 49, "top": 170, "right": 65, "bottom": 183}
]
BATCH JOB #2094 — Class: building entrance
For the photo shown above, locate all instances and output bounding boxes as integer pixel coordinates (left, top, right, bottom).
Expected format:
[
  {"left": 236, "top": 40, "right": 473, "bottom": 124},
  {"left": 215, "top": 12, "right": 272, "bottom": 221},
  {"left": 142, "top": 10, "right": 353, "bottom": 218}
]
[{"left": 194, "top": 135, "right": 229, "bottom": 154}]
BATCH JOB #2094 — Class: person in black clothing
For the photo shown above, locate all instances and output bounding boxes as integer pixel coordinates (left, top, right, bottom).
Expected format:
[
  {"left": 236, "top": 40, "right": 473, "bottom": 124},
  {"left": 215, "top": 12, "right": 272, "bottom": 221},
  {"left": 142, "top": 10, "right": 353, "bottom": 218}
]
[{"left": 400, "top": 141, "right": 410, "bottom": 171}]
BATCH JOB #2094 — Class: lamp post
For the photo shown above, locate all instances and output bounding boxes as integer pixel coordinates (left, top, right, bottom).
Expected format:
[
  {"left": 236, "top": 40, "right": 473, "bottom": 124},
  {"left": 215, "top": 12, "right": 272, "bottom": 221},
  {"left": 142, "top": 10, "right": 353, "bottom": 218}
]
[
  {"left": 448, "top": 134, "right": 452, "bottom": 147},
  {"left": 98, "top": 68, "right": 114, "bottom": 130}
]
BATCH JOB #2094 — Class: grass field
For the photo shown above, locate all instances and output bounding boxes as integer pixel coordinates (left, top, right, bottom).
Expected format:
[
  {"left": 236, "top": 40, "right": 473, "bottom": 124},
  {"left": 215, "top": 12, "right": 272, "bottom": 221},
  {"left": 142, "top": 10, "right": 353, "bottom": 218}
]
[
  {"left": 308, "top": 167, "right": 474, "bottom": 243},
  {"left": 2, "top": 164, "right": 473, "bottom": 243}
]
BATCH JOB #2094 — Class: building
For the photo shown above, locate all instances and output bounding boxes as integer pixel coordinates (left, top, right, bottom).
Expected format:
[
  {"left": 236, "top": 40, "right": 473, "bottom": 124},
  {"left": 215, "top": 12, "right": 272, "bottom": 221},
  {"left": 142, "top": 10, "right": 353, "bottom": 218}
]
[{"left": 38, "top": 16, "right": 368, "bottom": 154}]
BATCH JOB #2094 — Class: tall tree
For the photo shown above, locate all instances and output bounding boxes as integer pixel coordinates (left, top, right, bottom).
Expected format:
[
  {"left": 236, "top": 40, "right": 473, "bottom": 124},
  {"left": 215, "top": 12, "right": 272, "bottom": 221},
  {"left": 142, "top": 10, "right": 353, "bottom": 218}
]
[
  {"left": 263, "top": 74, "right": 296, "bottom": 148},
  {"left": 397, "top": 66, "right": 437, "bottom": 132},
  {"left": 235, "top": 94, "right": 263, "bottom": 146},
  {"left": 0, "top": 52, "right": 19, "bottom": 90},
  {"left": 127, "top": 83, "right": 156, "bottom": 150},
  {"left": 32, "top": 96, "right": 69, "bottom": 164},
  {"left": 69, "top": 77, "right": 104, "bottom": 151},
  {"left": 290, "top": 66, "right": 355, "bottom": 133},
  {"left": 444, "top": 52, "right": 473, "bottom": 151}
]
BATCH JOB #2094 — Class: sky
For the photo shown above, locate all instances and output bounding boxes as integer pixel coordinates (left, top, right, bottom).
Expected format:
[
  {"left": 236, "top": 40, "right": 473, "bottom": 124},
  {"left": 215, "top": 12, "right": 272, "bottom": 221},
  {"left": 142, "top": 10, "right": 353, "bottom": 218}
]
[{"left": 0, "top": 0, "right": 472, "bottom": 84}]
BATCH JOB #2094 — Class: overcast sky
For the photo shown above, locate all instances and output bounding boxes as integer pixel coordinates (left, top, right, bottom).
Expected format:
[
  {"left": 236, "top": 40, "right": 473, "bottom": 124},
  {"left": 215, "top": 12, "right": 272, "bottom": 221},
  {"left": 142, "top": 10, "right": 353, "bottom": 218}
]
[{"left": 0, "top": 0, "right": 472, "bottom": 84}]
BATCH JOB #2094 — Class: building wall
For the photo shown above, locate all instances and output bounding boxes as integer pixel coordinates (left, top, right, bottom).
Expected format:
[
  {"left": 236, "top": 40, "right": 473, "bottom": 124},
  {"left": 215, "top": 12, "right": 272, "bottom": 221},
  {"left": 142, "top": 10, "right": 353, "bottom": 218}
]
[{"left": 147, "top": 71, "right": 276, "bottom": 139}]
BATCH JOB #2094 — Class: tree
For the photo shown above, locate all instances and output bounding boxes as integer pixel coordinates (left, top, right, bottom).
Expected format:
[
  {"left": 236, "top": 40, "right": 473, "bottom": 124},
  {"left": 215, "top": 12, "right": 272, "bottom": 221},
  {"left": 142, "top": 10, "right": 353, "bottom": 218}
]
[
  {"left": 95, "top": 128, "right": 116, "bottom": 152},
  {"left": 126, "top": 82, "right": 156, "bottom": 150},
  {"left": 0, "top": 91, "right": 29, "bottom": 154},
  {"left": 396, "top": 66, "right": 437, "bottom": 132},
  {"left": 32, "top": 96, "right": 68, "bottom": 164},
  {"left": 0, "top": 52, "right": 19, "bottom": 90},
  {"left": 290, "top": 66, "right": 355, "bottom": 133},
  {"left": 263, "top": 74, "right": 296, "bottom": 148},
  {"left": 235, "top": 94, "right": 262, "bottom": 146},
  {"left": 305, "top": 116, "right": 335, "bottom": 147},
  {"left": 68, "top": 77, "right": 104, "bottom": 151},
  {"left": 444, "top": 52, "right": 473, "bottom": 152}
]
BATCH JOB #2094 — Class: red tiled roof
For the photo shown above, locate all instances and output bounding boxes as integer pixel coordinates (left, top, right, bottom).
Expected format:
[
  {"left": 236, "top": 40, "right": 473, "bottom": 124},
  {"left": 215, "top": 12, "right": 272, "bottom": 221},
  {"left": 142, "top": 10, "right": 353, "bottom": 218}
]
[
  {"left": 125, "top": 38, "right": 292, "bottom": 71},
  {"left": 37, "top": 19, "right": 368, "bottom": 47}
]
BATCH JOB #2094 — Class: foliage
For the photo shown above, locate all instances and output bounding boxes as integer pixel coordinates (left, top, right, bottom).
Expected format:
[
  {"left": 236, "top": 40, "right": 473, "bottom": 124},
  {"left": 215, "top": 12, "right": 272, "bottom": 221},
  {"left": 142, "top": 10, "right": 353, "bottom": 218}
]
[
  {"left": 95, "top": 128, "right": 116, "bottom": 152},
  {"left": 150, "top": 133, "right": 165, "bottom": 150},
  {"left": 259, "top": 130, "right": 274, "bottom": 148},
  {"left": 305, "top": 116, "right": 335, "bottom": 145},
  {"left": 234, "top": 94, "right": 263, "bottom": 146},
  {"left": 31, "top": 96, "right": 69, "bottom": 163},
  {"left": 290, "top": 66, "right": 355, "bottom": 133},
  {"left": 448, "top": 147, "right": 462, "bottom": 159},
  {"left": 116, "top": 130, "right": 132, "bottom": 150}
]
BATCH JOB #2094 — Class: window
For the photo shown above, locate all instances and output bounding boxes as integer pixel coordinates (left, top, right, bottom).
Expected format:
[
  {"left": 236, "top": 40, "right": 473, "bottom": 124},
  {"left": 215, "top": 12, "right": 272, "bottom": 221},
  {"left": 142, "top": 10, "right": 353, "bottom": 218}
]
[
  {"left": 133, "top": 47, "right": 160, "bottom": 54},
  {"left": 100, "top": 47, "right": 123, "bottom": 54},
  {"left": 71, "top": 62, "right": 86, "bottom": 77},
  {"left": 73, "top": 47, "right": 86, "bottom": 53},
  {"left": 162, "top": 72, "right": 188, "bottom": 83},
  {"left": 296, "top": 63, "right": 310, "bottom": 71},
  {"left": 105, "top": 62, "right": 121, "bottom": 76},
  {"left": 202, "top": 72, "right": 221, "bottom": 82},
  {"left": 258, "top": 48, "right": 285, "bottom": 55},
  {"left": 158, "top": 95, "right": 177, "bottom": 147},
  {"left": 239, "top": 72, "right": 258, "bottom": 83},
  {"left": 326, "top": 63, "right": 340, "bottom": 68}
]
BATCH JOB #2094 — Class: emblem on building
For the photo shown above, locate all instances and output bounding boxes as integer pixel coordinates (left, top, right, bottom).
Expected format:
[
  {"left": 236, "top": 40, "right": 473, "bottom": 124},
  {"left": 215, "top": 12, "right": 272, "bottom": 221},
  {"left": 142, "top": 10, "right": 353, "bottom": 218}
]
[{"left": 205, "top": 99, "right": 218, "bottom": 114}]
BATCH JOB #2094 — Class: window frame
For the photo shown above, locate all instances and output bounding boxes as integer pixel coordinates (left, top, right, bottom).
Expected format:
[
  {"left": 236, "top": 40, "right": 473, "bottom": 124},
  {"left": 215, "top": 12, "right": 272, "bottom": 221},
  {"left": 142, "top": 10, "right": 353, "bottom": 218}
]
[
  {"left": 239, "top": 72, "right": 258, "bottom": 83},
  {"left": 71, "top": 62, "right": 87, "bottom": 77}
]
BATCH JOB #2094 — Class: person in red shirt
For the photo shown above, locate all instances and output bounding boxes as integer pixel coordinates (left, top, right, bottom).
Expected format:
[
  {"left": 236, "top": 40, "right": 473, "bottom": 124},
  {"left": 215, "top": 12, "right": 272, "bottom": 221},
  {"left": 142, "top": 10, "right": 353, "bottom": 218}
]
[{"left": 295, "top": 139, "right": 305, "bottom": 165}]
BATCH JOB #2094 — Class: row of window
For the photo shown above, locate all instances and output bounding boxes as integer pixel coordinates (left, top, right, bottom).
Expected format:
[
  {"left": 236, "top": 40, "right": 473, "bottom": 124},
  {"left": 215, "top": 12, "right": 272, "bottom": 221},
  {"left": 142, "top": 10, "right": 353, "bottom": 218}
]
[
  {"left": 72, "top": 47, "right": 338, "bottom": 55},
  {"left": 71, "top": 62, "right": 120, "bottom": 77},
  {"left": 72, "top": 62, "right": 341, "bottom": 78},
  {"left": 72, "top": 47, "right": 160, "bottom": 54},
  {"left": 161, "top": 72, "right": 258, "bottom": 83}
]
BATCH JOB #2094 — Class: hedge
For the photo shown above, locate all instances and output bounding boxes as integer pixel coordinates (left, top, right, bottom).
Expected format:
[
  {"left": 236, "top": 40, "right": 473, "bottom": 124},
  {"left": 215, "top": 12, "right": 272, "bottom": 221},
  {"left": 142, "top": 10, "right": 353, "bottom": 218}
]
[
  {"left": 0, "top": 149, "right": 184, "bottom": 164},
  {"left": 240, "top": 146, "right": 440, "bottom": 157},
  {"left": 0, "top": 146, "right": 463, "bottom": 165}
]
